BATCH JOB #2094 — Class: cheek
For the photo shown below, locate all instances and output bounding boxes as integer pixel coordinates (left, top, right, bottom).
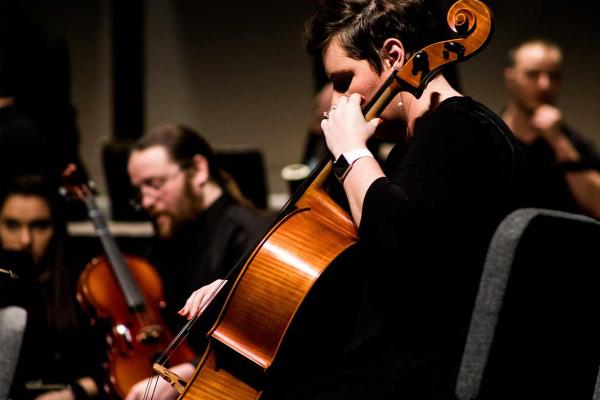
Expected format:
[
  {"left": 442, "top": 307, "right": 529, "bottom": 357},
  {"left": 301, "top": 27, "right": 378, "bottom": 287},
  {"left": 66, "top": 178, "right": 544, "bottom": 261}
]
[
  {"left": 354, "top": 80, "right": 378, "bottom": 99},
  {"left": 0, "top": 228, "right": 20, "bottom": 249},
  {"left": 33, "top": 230, "right": 53, "bottom": 257}
]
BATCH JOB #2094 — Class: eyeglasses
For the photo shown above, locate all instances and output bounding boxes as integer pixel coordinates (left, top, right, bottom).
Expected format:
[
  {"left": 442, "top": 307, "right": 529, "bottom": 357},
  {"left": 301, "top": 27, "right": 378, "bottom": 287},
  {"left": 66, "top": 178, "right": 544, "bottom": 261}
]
[{"left": 130, "top": 169, "right": 184, "bottom": 210}]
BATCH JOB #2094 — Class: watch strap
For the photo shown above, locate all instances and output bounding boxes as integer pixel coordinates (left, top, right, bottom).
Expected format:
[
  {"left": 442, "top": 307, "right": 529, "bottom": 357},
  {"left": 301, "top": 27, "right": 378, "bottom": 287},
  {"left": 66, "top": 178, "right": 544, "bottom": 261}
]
[{"left": 333, "top": 148, "right": 374, "bottom": 182}]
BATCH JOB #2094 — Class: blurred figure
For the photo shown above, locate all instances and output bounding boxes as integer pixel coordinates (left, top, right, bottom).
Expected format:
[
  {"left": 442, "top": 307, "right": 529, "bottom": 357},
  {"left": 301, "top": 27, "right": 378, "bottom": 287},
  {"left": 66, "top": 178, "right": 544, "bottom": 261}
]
[
  {"left": 125, "top": 124, "right": 272, "bottom": 400},
  {"left": 0, "top": 31, "right": 51, "bottom": 192},
  {"left": 0, "top": 175, "right": 105, "bottom": 400},
  {"left": 502, "top": 39, "right": 600, "bottom": 219},
  {"left": 0, "top": 0, "right": 88, "bottom": 204}
]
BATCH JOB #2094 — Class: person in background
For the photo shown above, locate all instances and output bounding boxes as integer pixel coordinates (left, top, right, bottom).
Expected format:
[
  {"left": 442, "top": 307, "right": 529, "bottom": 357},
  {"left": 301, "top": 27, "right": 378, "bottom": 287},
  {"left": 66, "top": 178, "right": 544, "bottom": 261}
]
[
  {"left": 502, "top": 38, "right": 600, "bottom": 219},
  {"left": 0, "top": 174, "right": 105, "bottom": 400},
  {"left": 124, "top": 123, "right": 272, "bottom": 400},
  {"left": 0, "top": 0, "right": 89, "bottom": 223}
]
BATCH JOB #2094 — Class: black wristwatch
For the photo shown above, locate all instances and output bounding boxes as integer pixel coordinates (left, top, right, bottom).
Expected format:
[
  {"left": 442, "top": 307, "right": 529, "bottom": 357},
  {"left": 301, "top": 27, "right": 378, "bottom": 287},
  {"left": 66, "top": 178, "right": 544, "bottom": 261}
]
[{"left": 333, "top": 149, "right": 374, "bottom": 182}]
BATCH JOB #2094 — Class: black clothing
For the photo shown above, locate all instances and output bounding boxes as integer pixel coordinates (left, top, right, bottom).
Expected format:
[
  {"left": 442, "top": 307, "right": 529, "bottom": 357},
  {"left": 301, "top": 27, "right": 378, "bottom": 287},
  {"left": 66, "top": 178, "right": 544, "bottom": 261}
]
[
  {"left": 1, "top": 1, "right": 89, "bottom": 198},
  {"left": 0, "top": 248, "right": 106, "bottom": 400},
  {"left": 519, "top": 124, "right": 600, "bottom": 213},
  {"left": 0, "top": 104, "right": 52, "bottom": 193},
  {"left": 146, "top": 194, "right": 272, "bottom": 353},
  {"left": 278, "top": 97, "right": 527, "bottom": 399}
]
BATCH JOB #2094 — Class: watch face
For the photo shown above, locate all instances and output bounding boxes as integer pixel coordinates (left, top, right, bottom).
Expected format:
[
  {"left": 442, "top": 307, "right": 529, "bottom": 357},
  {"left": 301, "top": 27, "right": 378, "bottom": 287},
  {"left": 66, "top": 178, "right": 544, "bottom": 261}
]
[{"left": 333, "top": 155, "right": 350, "bottom": 179}]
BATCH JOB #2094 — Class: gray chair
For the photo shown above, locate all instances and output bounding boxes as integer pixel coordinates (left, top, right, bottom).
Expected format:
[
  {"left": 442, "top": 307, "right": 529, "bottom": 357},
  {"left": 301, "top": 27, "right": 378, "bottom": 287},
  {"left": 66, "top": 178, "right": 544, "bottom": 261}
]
[
  {"left": 455, "top": 208, "right": 600, "bottom": 400},
  {"left": 595, "top": 369, "right": 600, "bottom": 400},
  {"left": 0, "top": 306, "right": 27, "bottom": 400}
]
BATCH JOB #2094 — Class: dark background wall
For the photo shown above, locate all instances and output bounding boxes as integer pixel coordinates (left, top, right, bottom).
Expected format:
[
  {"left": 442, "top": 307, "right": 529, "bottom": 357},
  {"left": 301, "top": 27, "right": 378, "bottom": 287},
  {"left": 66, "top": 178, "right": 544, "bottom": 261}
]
[{"left": 9, "top": 0, "right": 600, "bottom": 201}]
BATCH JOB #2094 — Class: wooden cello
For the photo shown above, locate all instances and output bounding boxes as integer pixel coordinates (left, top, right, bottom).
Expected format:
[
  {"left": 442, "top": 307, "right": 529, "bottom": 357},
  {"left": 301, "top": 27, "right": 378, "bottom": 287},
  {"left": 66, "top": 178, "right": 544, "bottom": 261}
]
[
  {"left": 61, "top": 165, "right": 196, "bottom": 398},
  {"left": 154, "top": 0, "right": 494, "bottom": 398}
]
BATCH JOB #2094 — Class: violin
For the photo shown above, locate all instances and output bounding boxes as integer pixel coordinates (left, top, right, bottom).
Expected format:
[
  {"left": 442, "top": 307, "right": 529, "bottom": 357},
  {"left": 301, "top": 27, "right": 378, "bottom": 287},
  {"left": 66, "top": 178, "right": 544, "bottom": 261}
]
[
  {"left": 61, "top": 165, "right": 196, "bottom": 398},
  {"left": 153, "top": 0, "right": 494, "bottom": 398}
]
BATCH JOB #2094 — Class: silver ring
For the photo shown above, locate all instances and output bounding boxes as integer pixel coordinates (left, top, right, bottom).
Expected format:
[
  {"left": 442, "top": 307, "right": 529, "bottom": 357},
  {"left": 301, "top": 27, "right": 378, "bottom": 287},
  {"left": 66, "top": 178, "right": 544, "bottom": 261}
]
[{"left": 323, "top": 111, "right": 329, "bottom": 119}]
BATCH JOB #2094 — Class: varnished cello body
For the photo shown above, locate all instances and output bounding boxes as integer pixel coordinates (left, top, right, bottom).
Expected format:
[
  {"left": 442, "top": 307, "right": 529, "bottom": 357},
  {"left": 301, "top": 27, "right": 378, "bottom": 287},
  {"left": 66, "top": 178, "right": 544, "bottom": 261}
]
[
  {"left": 62, "top": 168, "right": 196, "bottom": 399},
  {"left": 181, "top": 162, "right": 358, "bottom": 399},
  {"left": 159, "top": 1, "right": 494, "bottom": 398}
]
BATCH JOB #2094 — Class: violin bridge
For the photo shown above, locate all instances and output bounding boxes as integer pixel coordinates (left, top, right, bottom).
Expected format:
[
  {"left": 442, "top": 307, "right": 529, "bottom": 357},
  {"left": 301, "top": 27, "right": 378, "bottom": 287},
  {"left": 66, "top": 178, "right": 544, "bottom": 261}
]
[{"left": 153, "top": 363, "right": 187, "bottom": 394}]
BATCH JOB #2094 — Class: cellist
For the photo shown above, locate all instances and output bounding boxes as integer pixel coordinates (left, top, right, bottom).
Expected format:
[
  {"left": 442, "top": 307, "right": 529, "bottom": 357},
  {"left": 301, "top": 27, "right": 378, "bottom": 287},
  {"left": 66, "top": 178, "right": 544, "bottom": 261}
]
[{"left": 181, "top": 0, "right": 528, "bottom": 398}]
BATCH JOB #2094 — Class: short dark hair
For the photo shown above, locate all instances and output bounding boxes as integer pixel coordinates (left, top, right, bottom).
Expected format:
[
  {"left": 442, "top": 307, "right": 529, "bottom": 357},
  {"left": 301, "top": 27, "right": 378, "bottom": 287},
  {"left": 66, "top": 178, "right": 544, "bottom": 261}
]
[
  {"left": 133, "top": 123, "right": 225, "bottom": 187},
  {"left": 304, "top": 0, "right": 440, "bottom": 74}
]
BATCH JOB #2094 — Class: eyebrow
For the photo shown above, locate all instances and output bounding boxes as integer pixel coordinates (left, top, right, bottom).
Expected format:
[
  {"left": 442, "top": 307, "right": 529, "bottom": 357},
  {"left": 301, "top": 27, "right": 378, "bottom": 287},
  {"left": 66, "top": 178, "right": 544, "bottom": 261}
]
[{"left": 328, "top": 69, "right": 352, "bottom": 80}]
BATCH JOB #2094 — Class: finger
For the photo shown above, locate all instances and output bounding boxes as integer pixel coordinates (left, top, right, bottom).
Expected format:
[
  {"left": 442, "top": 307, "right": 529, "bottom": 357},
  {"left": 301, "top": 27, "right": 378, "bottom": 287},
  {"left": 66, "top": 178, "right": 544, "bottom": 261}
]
[
  {"left": 180, "top": 293, "right": 197, "bottom": 317},
  {"left": 348, "top": 93, "right": 363, "bottom": 106},
  {"left": 336, "top": 95, "right": 349, "bottom": 107},
  {"left": 189, "top": 291, "right": 206, "bottom": 319},
  {"left": 368, "top": 117, "right": 383, "bottom": 127}
]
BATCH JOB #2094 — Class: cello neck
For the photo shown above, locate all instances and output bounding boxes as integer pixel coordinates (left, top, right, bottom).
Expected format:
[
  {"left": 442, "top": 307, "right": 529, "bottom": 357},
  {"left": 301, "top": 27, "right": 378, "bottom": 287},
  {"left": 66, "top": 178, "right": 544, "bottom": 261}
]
[
  {"left": 285, "top": 0, "right": 494, "bottom": 209},
  {"left": 280, "top": 69, "right": 404, "bottom": 216}
]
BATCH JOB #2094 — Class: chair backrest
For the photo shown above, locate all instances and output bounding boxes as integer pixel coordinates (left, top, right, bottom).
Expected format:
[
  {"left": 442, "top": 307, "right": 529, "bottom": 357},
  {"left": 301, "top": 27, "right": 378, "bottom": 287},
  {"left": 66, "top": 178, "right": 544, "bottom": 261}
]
[
  {"left": 455, "top": 208, "right": 600, "bottom": 400},
  {"left": 595, "top": 369, "right": 600, "bottom": 400},
  {"left": 216, "top": 148, "right": 269, "bottom": 209},
  {"left": 0, "top": 306, "right": 27, "bottom": 400}
]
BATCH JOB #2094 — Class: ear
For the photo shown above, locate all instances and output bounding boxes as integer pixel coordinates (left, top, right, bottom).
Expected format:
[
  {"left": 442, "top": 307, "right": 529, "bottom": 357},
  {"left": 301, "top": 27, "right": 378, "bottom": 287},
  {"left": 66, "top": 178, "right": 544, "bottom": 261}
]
[
  {"left": 503, "top": 66, "right": 516, "bottom": 89},
  {"left": 381, "top": 38, "right": 406, "bottom": 70},
  {"left": 189, "top": 154, "right": 210, "bottom": 188}
]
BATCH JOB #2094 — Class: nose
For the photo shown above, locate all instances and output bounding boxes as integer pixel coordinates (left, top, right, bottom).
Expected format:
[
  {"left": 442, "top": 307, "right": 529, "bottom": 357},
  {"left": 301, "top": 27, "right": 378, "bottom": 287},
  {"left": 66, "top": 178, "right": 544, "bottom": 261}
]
[
  {"left": 141, "top": 192, "right": 157, "bottom": 210},
  {"left": 537, "top": 73, "right": 551, "bottom": 90},
  {"left": 19, "top": 228, "right": 32, "bottom": 249},
  {"left": 330, "top": 92, "right": 342, "bottom": 107}
]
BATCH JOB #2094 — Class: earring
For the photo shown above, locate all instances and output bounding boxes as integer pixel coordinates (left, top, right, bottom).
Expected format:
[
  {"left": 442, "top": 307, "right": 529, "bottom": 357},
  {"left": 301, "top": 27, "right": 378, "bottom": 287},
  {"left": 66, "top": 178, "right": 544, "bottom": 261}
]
[{"left": 397, "top": 100, "right": 403, "bottom": 107}]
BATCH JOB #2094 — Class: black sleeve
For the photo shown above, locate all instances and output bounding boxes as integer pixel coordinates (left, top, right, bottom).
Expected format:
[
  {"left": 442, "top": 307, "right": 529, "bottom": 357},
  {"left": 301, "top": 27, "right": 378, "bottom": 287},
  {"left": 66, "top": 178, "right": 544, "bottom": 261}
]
[{"left": 565, "top": 126, "right": 600, "bottom": 170}]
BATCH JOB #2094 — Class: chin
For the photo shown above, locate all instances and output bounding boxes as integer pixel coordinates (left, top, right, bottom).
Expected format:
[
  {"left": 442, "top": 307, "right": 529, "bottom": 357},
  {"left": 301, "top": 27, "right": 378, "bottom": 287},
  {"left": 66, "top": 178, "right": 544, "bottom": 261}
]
[{"left": 154, "top": 220, "right": 173, "bottom": 240}]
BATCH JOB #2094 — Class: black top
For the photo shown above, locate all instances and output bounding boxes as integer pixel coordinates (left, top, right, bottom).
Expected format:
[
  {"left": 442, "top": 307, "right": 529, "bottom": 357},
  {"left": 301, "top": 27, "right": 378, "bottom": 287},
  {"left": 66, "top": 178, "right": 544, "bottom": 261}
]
[
  {"left": 0, "top": 104, "right": 52, "bottom": 192},
  {"left": 0, "top": 250, "right": 106, "bottom": 400},
  {"left": 518, "top": 124, "right": 600, "bottom": 214},
  {"left": 276, "top": 97, "right": 528, "bottom": 399},
  {"left": 146, "top": 194, "right": 273, "bottom": 353}
]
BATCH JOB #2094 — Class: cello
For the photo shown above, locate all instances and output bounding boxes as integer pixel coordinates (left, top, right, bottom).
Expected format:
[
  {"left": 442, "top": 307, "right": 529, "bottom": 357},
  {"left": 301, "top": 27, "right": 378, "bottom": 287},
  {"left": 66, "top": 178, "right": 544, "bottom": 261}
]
[
  {"left": 154, "top": 0, "right": 494, "bottom": 398},
  {"left": 61, "top": 165, "right": 196, "bottom": 398}
]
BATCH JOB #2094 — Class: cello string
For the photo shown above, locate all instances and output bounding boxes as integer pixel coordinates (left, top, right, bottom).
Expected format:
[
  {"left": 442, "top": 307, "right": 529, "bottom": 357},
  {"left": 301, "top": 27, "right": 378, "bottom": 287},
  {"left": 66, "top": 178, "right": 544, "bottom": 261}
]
[
  {"left": 154, "top": 279, "right": 229, "bottom": 365},
  {"left": 152, "top": 206, "right": 304, "bottom": 366},
  {"left": 144, "top": 285, "right": 229, "bottom": 399},
  {"left": 142, "top": 374, "right": 160, "bottom": 400},
  {"left": 154, "top": 202, "right": 288, "bottom": 364}
]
